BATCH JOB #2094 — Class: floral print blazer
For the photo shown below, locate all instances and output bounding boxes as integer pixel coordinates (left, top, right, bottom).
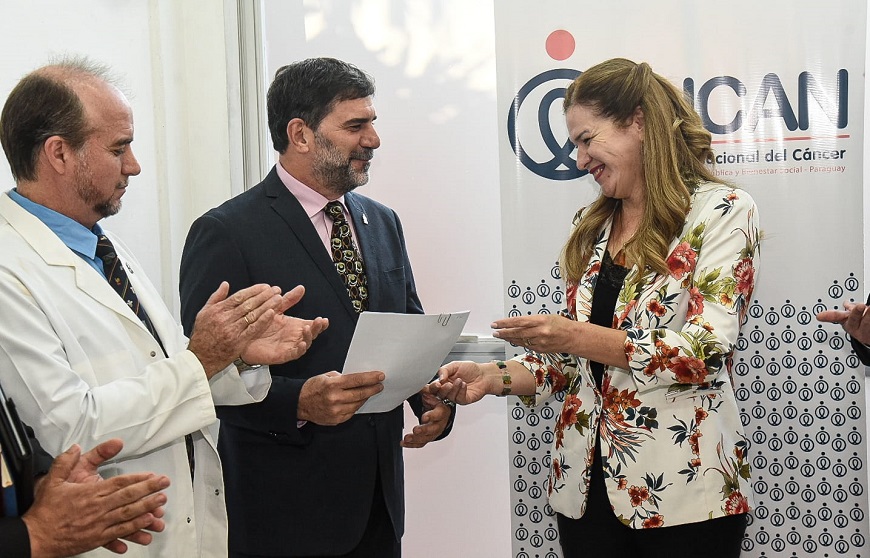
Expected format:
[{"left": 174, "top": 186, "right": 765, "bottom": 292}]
[{"left": 516, "top": 182, "right": 760, "bottom": 529}]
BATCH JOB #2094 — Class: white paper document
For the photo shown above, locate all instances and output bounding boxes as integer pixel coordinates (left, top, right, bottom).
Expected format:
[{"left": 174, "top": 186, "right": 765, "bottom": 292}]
[{"left": 343, "top": 311, "right": 470, "bottom": 414}]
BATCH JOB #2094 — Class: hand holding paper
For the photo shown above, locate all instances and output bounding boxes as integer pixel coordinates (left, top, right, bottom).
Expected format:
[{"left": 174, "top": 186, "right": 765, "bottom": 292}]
[
  {"left": 343, "top": 311, "right": 470, "bottom": 414},
  {"left": 427, "top": 360, "right": 494, "bottom": 405},
  {"left": 297, "top": 370, "right": 385, "bottom": 426}
]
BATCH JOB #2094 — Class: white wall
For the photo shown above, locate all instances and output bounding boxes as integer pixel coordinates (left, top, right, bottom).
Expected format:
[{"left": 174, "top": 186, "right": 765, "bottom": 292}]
[
  {"left": 0, "top": 0, "right": 242, "bottom": 314},
  {"left": 1, "top": 0, "right": 163, "bottom": 283}
]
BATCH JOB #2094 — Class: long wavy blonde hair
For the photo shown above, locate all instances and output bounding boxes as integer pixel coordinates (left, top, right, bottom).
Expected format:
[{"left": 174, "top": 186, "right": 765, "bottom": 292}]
[{"left": 560, "top": 58, "right": 725, "bottom": 282}]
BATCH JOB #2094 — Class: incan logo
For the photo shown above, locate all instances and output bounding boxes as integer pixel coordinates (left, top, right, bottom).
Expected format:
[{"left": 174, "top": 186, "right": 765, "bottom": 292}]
[
  {"left": 684, "top": 70, "right": 848, "bottom": 134},
  {"left": 508, "top": 67, "right": 849, "bottom": 180},
  {"left": 507, "top": 68, "right": 582, "bottom": 181}
]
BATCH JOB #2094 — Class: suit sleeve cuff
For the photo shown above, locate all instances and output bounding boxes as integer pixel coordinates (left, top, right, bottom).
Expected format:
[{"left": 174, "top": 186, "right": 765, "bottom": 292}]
[{"left": 0, "top": 517, "right": 32, "bottom": 558}]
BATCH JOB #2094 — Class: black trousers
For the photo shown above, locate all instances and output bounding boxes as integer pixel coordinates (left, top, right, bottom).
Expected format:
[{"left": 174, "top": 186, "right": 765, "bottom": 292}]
[
  {"left": 230, "top": 473, "right": 400, "bottom": 558},
  {"left": 557, "top": 438, "right": 747, "bottom": 558}
]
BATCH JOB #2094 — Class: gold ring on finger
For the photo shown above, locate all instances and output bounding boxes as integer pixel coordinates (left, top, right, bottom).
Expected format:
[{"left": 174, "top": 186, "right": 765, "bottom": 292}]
[{"left": 244, "top": 313, "right": 252, "bottom": 326}]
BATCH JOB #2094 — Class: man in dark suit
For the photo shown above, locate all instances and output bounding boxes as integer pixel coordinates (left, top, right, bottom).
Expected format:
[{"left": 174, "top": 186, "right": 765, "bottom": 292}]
[
  {"left": 179, "top": 57, "right": 454, "bottom": 558},
  {"left": 817, "top": 295, "right": 870, "bottom": 364}
]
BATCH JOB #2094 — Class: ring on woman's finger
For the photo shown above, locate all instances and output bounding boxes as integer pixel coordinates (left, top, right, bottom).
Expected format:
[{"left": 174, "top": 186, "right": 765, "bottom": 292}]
[
  {"left": 525, "top": 338, "right": 534, "bottom": 346},
  {"left": 243, "top": 313, "right": 253, "bottom": 326}
]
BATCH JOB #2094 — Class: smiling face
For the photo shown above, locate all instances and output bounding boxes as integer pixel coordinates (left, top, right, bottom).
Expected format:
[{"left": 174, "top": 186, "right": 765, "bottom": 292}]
[
  {"left": 71, "top": 81, "right": 141, "bottom": 226},
  {"left": 566, "top": 103, "right": 645, "bottom": 204},
  {"left": 310, "top": 96, "right": 380, "bottom": 198}
]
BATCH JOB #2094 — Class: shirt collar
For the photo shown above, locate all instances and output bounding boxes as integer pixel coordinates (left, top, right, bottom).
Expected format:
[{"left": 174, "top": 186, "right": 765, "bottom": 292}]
[
  {"left": 8, "top": 188, "right": 103, "bottom": 258},
  {"left": 275, "top": 162, "right": 347, "bottom": 215}
]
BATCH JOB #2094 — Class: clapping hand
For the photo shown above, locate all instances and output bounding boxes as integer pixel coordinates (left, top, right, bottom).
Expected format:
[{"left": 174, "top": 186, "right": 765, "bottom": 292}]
[
  {"left": 241, "top": 286, "right": 329, "bottom": 366},
  {"left": 24, "top": 439, "right": 170, "bottom": 556}
]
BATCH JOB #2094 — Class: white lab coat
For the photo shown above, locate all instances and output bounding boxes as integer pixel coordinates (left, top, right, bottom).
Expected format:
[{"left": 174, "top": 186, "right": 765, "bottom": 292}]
[{"left": 0, "top": 192, "right": 271, "bottom": 557}]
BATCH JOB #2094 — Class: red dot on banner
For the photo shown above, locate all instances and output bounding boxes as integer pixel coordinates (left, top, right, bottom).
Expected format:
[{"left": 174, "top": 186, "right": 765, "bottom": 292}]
[{"left": 545, "top": 30, "right": 575, "bottom": 61}]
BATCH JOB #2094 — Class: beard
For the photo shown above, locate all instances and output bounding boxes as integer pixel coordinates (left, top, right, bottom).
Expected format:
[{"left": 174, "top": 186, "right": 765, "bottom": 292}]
[
  {"left": 73, "top": 153, "right": 123, "bottom": 220},
  {"left": 312, "top": 131, "right": 373, "bottom": 197}
]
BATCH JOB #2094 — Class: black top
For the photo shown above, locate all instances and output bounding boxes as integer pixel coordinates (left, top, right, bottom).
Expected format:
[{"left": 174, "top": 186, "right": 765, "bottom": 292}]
[{"left": 588, "top": 250, "right": 630, "bottom": 387}]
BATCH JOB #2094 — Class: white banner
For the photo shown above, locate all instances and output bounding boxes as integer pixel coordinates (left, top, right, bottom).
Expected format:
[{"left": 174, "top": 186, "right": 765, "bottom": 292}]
[{"left": 495, "top": 1, "right": 867, "bottom": 556}]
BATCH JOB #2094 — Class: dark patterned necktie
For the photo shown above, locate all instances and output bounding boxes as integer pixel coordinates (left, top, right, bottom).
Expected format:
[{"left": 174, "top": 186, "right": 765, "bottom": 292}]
[
  {"left": 95, "top": 235, "right": 163, "bottom": 348},
  {"left": 325, "top": 201, "right": 368, "bottom": 313},
  {"left": 95, "top": 235, "right": 195, "bottom": 481}
]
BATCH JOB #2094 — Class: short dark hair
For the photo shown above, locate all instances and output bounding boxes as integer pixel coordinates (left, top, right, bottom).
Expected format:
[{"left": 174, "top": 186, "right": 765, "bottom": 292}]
[
  {"left": 0, "top": 56, "right": 115, "bottom": 182},
  {"left": 266, "top": 57, "right": 375, "bottom": 154}
]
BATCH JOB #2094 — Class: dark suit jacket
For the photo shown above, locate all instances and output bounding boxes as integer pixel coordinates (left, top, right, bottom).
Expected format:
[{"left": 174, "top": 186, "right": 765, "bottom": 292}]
[
  {"left": 179, "top": 167, "right": 450, "bottom": 555},
  {"left": 0, "top": 518, "right": 29, "bottom": 558},
  {"left": 1, "top": 424, "right": 53, "bottom": 558},
  {"left": 852, "top": 294, "right": 870, "bottom": 365}
]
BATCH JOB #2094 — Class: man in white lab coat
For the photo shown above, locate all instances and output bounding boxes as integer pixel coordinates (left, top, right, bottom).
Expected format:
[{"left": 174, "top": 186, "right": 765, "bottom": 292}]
[{"left": 0, "top": 56, "right": 327, "bottom": 557}]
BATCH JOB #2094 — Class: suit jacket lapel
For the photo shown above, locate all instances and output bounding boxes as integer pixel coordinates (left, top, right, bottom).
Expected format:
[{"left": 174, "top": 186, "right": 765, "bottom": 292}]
[{"left": 263, "top": 170, "right": 359, "bottom": 318}]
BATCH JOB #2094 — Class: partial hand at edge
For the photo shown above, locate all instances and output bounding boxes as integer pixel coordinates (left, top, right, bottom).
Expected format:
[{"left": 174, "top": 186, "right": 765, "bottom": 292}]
[{"left": 817, "top": 302, "right": 870, "bottom": 346}]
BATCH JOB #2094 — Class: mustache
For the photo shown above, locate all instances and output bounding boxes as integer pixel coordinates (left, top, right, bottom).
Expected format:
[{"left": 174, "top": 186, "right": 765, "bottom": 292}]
[{"left": 350, "top": 149, "right": 374, "bottom": 162}]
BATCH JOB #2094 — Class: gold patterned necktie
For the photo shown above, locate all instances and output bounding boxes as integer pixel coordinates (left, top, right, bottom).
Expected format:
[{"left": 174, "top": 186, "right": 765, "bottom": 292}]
[
  {"left": 325, "top": 201, "right": 368, "bottom": 313},
  {"left": 94, "top": 235, "right": 195, "bottom": 481}
]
